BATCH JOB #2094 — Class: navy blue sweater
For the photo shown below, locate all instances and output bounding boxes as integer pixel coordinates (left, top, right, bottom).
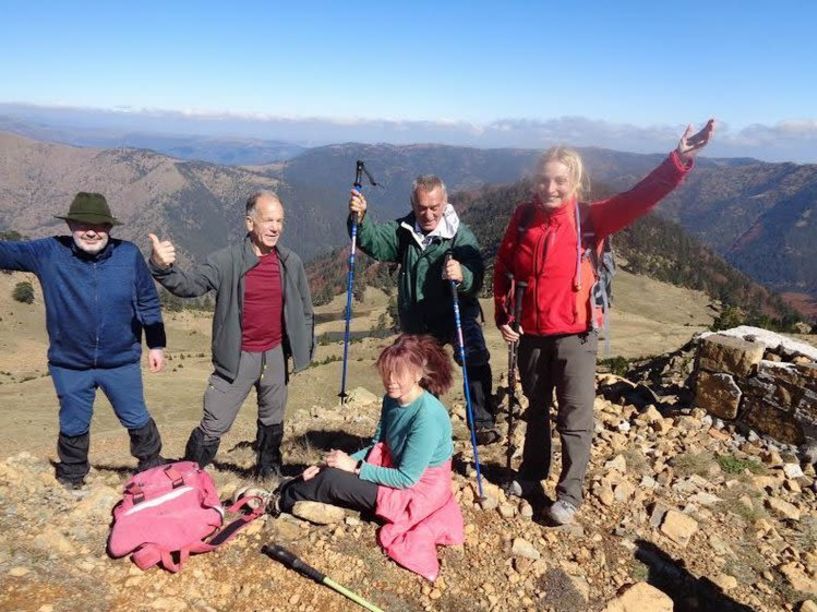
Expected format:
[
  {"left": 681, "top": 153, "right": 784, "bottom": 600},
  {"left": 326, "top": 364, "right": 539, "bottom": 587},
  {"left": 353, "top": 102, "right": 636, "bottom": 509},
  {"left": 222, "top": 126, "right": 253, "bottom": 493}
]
[{"left": 0, "top": 236, "right": 165, "bottom": 369}]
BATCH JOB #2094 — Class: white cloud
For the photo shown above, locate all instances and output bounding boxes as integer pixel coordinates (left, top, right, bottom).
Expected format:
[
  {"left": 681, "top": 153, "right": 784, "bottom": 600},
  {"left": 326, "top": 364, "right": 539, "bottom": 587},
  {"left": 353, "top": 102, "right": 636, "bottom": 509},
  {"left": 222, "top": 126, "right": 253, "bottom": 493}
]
[{"left": 1, "top": 102, "right": 816, "bottom": 162}]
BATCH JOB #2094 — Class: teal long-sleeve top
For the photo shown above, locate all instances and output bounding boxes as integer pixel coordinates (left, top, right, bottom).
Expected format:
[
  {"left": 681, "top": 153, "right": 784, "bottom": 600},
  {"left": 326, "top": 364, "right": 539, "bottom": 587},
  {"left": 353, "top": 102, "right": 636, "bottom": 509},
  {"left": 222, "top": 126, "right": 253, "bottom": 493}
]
[{"left": 351, "top": 390, "right": 453, "bottom": 489}]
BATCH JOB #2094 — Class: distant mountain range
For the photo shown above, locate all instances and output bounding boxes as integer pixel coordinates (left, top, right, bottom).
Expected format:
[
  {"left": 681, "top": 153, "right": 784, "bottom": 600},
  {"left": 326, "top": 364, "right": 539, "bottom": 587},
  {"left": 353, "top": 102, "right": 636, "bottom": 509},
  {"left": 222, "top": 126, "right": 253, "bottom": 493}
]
[
  {"left": 0, "top": 115, "right": 305, "bottom": 165},
  {"left": 0, "top": 130, "right": 815, "bottom": 315}
]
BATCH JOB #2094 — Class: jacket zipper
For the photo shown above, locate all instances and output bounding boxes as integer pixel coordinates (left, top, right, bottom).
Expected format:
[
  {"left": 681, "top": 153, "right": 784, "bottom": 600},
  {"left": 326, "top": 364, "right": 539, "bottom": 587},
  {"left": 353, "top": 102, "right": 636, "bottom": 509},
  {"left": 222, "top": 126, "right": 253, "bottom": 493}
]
[
  {"left": 532, "top": 227, "right": 547, "bottom": 333},
  {"left": 93, "top": 262, "right": 99, "bottom": 367}
]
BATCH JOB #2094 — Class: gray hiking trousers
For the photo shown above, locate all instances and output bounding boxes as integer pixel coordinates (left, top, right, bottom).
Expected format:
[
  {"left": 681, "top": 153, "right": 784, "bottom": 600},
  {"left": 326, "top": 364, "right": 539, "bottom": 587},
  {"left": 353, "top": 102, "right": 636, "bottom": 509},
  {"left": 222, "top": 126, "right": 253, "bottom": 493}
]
[
  {"left": 516, "top": 331, "right": 598, "bottom": 507},
  {"left": 199, "top": 345, "right": 287, "bottom": 442}
]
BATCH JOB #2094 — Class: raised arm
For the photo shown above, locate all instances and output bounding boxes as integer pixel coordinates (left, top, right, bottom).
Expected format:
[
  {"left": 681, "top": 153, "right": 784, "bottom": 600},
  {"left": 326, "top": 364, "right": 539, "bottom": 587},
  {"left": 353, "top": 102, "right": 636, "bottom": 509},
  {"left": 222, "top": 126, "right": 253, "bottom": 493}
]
[
  {"left": 348, "top": 189, "right": 402, "bottom": 262},
  {"left": 589, "top": 119, "right": 715, "bottom": 239},
  {"left": 148, "top": 233, "right": 220, "bottom": 297}
]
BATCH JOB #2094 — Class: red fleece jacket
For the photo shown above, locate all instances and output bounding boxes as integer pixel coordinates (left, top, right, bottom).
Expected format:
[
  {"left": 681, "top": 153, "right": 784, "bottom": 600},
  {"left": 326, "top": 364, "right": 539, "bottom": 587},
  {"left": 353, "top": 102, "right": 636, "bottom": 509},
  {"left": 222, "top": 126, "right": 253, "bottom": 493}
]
[{"left": 494, "top": 151, "right": 692, "bottom": 336}]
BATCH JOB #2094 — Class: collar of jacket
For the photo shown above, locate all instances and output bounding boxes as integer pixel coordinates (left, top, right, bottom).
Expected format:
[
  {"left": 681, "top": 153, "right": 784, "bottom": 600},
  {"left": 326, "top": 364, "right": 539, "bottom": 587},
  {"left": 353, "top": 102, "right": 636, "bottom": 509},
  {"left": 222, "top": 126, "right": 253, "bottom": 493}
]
[
  {"left": 241, "top": 235, "right": 292, "bottom": 272},
  {"left": 65, "top": 235, "right": 116, "bottom": 262},
  {"left": 399, "top": 204, "right": 460, "bottom": 249},
  {"left": 531, "top": 195, "right": 576, "bottom": 227}
]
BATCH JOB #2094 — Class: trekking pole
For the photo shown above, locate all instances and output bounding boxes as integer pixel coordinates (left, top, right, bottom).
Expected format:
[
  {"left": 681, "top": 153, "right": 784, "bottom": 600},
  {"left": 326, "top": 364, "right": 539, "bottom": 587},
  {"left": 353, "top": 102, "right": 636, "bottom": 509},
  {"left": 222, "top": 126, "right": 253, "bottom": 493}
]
[
  {"left": 339, "top": 160, "right": 378, "bottom": 404},
  {"left": 444, "top": 252, "right": 485, "bottom": 501},
  {"left": 505, "top": 276, "right": 527, "bottom": 471},
  {"left": 263, "top": 544, "right": 384, "bottom": 612}
]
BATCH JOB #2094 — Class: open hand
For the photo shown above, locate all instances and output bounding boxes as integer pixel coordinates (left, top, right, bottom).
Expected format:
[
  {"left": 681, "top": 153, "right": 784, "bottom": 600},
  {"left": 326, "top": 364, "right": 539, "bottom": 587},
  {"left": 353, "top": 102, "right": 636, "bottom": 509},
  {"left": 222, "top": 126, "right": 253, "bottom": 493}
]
[{"left": 676, "top": 119, "right": 715, "bottom": 163}]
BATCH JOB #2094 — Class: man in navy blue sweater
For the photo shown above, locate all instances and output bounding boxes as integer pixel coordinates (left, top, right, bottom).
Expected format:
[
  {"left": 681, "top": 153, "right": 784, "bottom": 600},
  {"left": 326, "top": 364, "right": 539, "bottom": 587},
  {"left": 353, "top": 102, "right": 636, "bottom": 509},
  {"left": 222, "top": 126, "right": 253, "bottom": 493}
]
[{"left": 0, "top": 193, "right": 166, "bottom": 488}]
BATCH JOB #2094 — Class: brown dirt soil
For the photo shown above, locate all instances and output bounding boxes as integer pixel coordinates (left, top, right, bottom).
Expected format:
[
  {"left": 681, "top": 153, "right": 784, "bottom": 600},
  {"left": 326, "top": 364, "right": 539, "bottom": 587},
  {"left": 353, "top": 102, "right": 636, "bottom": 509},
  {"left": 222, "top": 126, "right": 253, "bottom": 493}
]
[{"left": 3, "top": 271, "right": 816, "bottom": 611}]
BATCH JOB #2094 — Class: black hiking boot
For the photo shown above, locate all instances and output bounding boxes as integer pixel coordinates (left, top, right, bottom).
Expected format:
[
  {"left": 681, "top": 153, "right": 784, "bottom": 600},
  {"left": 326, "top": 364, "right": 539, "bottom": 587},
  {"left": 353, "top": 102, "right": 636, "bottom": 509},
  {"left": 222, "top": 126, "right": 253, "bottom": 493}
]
[
  {"left": 184, "top": 427, "right": 220, "bottom": 469},
  {"left": 56, "top": 431, "right": 90, "bottom": 488},
  {"left": 128, "top": 418, "right": 166, "bottom": 472},
  {"left": 254, "top": 421, "right": 284, "bottom": 480}
]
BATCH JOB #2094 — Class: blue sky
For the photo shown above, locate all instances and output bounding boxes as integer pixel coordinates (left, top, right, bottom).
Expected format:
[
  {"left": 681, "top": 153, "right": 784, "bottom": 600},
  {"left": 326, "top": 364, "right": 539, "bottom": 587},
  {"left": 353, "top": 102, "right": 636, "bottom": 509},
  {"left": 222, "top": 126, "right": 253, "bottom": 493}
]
[{"left": 2, "top": 1, "right": 816, "bottom": 161}]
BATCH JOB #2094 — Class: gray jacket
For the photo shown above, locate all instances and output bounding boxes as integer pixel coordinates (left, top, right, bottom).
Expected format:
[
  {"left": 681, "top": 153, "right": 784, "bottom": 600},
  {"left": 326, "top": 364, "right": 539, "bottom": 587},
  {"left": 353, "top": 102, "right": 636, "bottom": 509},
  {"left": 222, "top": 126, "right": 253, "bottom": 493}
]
[{"left": 150, "top": 237, "right": 314, "bottom": 380}]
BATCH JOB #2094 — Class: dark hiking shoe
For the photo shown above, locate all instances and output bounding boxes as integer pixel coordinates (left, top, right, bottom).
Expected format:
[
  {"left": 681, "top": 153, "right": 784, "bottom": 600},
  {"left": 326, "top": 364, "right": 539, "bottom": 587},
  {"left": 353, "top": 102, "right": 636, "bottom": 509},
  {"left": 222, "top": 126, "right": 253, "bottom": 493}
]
[
  {"left": 254, "top": 464, "right": 282, "bottom": 481},
  {"left": 503, "top": 479, "right": 538, "bottom": 498},
  {"left": 136, "top": 455, "right": 167, "bottom": 472},
  {"left": 129, "top": 418, "right": 164, "bottom": 472},
  {"left": 267, "top": 491, "right": 282, "bottom": 518},
  {"left": 233, "top": 485, "right": 278, "bottom": 515},
  {"left": 474, "top": 427, "right": 501, "bottom": 446},
  {"left": 184, "top": 428, "right": 220, "bottom": 469},
  {"left": 57, "top": 476, "right": 85, "bottom": 491},
  {"left": 255, "top": 421, "right": 284, "bottom": 480}
]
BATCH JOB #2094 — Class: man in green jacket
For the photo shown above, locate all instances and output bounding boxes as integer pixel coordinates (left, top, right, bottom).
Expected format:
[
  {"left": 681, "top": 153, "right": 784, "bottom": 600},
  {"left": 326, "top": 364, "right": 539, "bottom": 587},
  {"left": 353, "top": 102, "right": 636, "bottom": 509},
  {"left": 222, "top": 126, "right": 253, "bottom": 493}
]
[
  {"left": 348, "top": 175, "right": 497, "bottom": 443},
  {"left": 149, "top": 191, "right": 314, "bottom": 476}
]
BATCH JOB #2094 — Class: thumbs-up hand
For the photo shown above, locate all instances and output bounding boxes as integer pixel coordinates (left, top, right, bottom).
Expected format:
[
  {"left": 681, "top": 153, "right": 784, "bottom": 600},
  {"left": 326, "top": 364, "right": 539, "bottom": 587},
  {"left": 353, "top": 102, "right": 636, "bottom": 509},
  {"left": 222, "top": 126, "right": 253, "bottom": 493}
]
[{"left": 148, "top": 233, "right": 176, "bottom": 269}]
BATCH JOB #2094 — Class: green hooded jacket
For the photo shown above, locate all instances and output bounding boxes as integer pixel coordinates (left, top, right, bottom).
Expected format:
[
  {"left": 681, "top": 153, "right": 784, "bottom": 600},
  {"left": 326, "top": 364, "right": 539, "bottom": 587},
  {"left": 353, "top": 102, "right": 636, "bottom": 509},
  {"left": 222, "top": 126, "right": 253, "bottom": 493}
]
[{"left": 351, "top": 208, "right": 484, "bottom": 337}]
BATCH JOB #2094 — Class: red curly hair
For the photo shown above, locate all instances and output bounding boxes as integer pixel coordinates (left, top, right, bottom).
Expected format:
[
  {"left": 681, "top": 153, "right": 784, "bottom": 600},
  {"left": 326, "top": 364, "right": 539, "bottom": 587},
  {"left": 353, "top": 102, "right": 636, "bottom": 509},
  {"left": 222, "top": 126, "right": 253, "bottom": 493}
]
[{"left": 375, "top": 334, "right": 453, "bottom": 396}]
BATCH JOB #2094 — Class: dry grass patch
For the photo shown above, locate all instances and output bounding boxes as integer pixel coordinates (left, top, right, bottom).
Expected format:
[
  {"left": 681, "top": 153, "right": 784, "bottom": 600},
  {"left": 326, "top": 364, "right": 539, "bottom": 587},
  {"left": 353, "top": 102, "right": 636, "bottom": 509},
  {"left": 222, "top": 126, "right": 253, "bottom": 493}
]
[
  {"left": 623, "top": 446, "right": 651, "bottom": 476},
  {"left": 671, "top": 451, "right": 718, "bottom": 478},
  {"left": 716, "top": 454, "right": 767, "bottom": 476},
  {"left": 714, "top": 482, "right": 767, "bottom": 523}
]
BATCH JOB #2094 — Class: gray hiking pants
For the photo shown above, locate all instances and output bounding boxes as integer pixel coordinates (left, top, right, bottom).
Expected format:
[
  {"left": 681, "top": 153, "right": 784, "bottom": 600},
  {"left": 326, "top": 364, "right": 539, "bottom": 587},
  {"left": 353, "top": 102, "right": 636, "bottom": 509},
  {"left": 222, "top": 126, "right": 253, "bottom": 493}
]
[
  {"left": 199, "top": 346, "right": 287, "bottom": 442},
  {"left": 517, "top": 331, "right": 597, "bottom": 507}
]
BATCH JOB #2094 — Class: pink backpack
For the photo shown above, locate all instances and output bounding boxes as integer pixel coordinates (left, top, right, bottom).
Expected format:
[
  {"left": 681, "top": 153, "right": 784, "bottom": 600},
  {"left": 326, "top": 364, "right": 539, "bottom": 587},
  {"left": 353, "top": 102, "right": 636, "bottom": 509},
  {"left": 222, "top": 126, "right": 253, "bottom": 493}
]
[{"left": 107, "top": 461, "right": 263, "bottom": 572}]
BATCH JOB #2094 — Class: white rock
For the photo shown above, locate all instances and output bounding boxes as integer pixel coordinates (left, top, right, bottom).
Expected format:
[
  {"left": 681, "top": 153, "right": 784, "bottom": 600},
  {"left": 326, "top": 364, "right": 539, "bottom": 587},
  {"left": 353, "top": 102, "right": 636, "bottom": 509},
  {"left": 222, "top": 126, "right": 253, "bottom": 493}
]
[
  {"left": 511, "top": 537, "right": 540, "bottom": 560},
  {"left": 605, "top": 455, "right": 627, "bottom": 472},
  {"left": 783, "top": 463, "right": 805, "bottom": 479},
  {"left": 688, "top": 492, "right": 723, "bottom": 507}
]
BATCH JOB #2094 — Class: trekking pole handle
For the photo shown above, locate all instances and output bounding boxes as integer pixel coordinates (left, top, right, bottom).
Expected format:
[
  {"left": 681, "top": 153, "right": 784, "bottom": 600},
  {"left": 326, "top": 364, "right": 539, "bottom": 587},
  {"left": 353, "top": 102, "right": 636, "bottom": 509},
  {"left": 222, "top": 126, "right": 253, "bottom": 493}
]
[
  {"left": 354, "top": 160, "right": 365, "bottom": 191},
  {"left": 263, "top": 544, "right": 326, "bottom": 583},
  {"left": 443, "top": 251, "right": 458, "bottom": 286},
  {"left": 351, "top": 160, "right": 366, "bottom": 224},
  {"left": 511, "top": 280, "right": 528, "bottom": 333}
]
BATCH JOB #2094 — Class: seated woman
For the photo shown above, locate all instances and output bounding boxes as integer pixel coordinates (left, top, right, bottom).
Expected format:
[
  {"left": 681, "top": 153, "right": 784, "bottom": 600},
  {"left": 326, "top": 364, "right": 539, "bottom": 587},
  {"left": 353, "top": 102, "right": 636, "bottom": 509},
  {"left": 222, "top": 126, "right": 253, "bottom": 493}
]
[{"left": 276, "top": 334, "right": 464, "bottom": 580}]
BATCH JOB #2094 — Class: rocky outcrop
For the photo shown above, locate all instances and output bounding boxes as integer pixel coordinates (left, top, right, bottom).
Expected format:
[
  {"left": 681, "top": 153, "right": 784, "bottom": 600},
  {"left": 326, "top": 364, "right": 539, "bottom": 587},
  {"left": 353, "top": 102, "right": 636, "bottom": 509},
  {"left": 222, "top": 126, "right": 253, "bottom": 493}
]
[{"left": 693, "top": 326, "right": 817, "bottom": 449}]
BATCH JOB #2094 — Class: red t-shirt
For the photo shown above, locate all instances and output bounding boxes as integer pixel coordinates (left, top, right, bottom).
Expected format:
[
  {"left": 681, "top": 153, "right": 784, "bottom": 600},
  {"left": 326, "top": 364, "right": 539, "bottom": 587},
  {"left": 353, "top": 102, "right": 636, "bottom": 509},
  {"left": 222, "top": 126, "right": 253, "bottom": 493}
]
[{"left": 241, "top": 252, "right": 283, "bottom": 351}]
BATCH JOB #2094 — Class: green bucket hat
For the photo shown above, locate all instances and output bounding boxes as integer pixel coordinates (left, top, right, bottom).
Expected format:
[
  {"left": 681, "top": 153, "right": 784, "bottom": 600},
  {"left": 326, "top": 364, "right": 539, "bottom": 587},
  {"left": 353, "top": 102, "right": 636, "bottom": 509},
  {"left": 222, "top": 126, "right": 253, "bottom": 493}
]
[{"left": 55, "top": 192, "right": 122, "bottom": 226}]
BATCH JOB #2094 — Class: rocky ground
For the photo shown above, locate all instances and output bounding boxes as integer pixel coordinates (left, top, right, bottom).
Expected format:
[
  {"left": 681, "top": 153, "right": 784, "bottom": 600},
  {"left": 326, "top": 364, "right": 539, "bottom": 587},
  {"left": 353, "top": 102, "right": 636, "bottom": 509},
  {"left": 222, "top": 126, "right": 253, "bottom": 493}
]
[
  {"left": 2, "top": 273, "right": 816, "bottom": 610},
  {"left": 3, "top": 371, "right": 817, "bottom": 612}
]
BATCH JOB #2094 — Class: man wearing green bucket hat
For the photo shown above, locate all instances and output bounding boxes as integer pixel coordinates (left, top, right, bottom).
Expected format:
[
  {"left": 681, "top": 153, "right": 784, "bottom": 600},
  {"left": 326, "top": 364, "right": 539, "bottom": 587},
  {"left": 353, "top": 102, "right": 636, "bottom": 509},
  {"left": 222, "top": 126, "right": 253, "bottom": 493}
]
[{"left": 0, "top": 192, "right": 167, "bottom": 488}]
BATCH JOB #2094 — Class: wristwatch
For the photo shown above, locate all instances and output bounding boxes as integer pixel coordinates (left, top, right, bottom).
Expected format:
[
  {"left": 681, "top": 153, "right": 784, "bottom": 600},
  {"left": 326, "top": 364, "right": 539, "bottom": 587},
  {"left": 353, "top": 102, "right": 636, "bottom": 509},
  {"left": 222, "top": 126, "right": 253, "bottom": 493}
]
[{"left": 354, "top": 460, "right": 363, "bottom": 475}]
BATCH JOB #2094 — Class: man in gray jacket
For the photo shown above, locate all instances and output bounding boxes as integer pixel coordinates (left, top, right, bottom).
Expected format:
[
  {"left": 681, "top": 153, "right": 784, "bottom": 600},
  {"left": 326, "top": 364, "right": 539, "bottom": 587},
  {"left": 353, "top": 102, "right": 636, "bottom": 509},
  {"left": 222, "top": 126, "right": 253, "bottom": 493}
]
[{"left": 149, "top": 191, "right": 314, "bottom": 477}]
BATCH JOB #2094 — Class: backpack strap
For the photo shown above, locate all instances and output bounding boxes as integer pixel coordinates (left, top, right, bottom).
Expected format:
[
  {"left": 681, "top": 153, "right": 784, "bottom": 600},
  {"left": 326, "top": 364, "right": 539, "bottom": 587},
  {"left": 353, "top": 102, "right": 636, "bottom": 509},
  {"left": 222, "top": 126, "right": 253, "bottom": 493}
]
[
  {"left": 516, "top": 203, "right": 537, "bottom": 236},
  {"left": 208, "top": 497, "right": 265, "bottom": 546},
  {"left": 578, "top": 203, "right": 614, "bottom": 354}
]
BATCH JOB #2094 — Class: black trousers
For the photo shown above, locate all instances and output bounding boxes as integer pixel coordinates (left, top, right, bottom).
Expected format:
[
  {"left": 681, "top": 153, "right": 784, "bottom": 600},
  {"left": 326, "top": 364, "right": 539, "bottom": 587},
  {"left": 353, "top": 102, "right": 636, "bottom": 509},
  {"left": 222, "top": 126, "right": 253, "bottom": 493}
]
[{"left": 279, "top": 467, "right": 378, "bottom": 514}]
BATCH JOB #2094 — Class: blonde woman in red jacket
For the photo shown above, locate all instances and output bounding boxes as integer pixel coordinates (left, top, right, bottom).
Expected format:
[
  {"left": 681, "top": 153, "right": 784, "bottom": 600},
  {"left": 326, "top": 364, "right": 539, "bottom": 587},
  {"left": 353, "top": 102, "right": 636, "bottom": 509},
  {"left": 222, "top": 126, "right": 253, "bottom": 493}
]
[{"left": 493, "top": 120, "right": 714, "bottom": 524}]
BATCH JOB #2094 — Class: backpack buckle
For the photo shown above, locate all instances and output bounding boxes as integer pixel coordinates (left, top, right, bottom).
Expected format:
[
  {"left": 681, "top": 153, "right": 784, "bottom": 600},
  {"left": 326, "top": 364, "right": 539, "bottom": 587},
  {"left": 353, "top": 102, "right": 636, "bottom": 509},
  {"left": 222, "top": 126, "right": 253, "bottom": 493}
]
[{"left": 163, "top": 465, "right": 185, "bottom": 489}]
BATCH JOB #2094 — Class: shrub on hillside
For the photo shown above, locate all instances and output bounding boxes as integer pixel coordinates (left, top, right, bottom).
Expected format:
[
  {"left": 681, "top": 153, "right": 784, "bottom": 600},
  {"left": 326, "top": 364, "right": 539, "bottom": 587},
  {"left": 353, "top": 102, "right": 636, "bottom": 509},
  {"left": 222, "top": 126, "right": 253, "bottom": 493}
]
[{"left": 12, "top": 281, "right": 35, "bottom": 304}]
